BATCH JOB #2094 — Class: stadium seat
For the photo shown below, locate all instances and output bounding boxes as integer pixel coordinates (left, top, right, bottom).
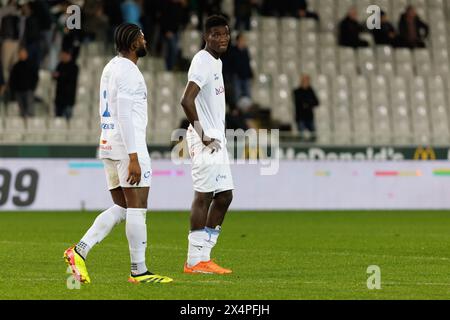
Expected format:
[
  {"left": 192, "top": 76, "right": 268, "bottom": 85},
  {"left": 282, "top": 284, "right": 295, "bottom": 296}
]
[
  {"left": 68, "top": 118, "right": 89, "bottom": 143},
  {"left": 252, "top": 74, "right": 273, "bottom": 108},
  {"left": 280, "top": 17, "right": 298, "bottom": 33},
  {"left": 317, "top": 0, "right": 335, "bottom": 31},
  {"left": 392, "top": 117, "right": 412, "bottom": 145},
  {"left": 376, "top": 46, "right": 394, "bottom": 63},
  {"left": 181, "top": 30, "right": 202, "bottom": 60},
  {"left": 333, "top": 119, "right": 352, "bottom": 145},
  {"left": 2, "top": 116, "right": 23, "bottom": 144},
  {"left": 299, "top": 19, "right": 317, "bottom": 34},
  {"left": 261, "top": 17, "right": 278, "bottom": 32},
  {"left": 46, "top": 117, "right": 69, "bottom": 143},
  {"left": 320, "top": 33, "right": 336, "bottom": 47},
  {"left": 358, "top": 48, "right": 376, "bottom": 75},
  {"left": 262, "top": 30, "right": 278, "bottom": 47},
  {"left": 353, "top": 120, "right": 372, "bottom": 145},
  {"left": 25, "top": 117, "right": 47, "bottom": 143},
  {"left": 372, "top": 104, "right": 392, "bottom": 144}
]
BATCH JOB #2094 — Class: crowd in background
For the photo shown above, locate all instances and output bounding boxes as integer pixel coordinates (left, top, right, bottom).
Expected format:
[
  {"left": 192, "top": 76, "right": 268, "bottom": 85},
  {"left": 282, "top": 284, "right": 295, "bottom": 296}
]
[
  {"left": 0, "top": 0, "right": 430, "bottom": 141},
  {"left": 339, "top": 5, "right": 429, "bottom": 49}
]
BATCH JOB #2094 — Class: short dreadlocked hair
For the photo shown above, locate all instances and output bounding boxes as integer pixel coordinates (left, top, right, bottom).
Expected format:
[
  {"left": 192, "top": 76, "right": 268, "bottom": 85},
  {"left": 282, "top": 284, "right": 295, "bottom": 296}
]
[
  {"left": 204, "top": 15, "right": 229, "bottom": 33},
  {"left": 114, "top": 22, "right": 142, "bottom": 53}
]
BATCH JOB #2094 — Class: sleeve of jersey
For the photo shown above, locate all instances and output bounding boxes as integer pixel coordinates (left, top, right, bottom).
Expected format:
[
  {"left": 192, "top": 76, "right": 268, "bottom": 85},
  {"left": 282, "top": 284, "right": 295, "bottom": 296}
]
[
  {"left": 188, "top": 56, "right": 207, "bottom": 89},
  {"left": 116, "top": 73, "right": 138, "bottom": 155}
]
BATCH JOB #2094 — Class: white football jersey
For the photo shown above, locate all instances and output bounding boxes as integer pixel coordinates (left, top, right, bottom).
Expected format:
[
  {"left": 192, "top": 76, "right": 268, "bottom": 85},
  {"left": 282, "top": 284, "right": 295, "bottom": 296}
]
[
  {"left": 187, "top": 50, "right": 226, "bottom": 141},
  {"left": 98, "top": 56, "right": 149, "bottom": 160}
]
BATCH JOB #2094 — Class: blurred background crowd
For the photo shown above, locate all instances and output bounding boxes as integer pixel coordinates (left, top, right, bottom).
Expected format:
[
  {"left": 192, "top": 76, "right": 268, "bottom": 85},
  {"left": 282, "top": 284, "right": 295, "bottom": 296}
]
[{"left": 0, "top": 0, "right": 434, "bottom": 144}]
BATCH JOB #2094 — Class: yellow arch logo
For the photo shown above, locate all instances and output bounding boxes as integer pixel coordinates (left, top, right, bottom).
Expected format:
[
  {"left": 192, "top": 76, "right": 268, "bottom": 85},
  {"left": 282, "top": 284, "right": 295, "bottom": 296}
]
[{"left": 413, "top": 146, "right": 436, "bottom": 160}]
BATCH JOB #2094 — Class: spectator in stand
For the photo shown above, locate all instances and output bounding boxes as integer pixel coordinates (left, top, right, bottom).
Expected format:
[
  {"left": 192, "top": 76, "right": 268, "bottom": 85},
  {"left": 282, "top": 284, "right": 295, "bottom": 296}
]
[
  {"left": 53, "top": 50, "right": 79, "bottom": 119},
  {"left": 141, "top": 0, "right": 161, "bottom": 55},
  {"left": 61, "top": 26, "right": 83, "bottom": 63},
  {"left": 121, "top": 0, "right": 142, "bottom": 28},
  {"left": 103, "top": 0, "right": 124, "bottom": 48},
  {"left": 31, "top": 0, "right": 53, "bottom": 69},
  {"left": 235, "top": 96, "right": 262, "bottom": 129},
  {"left": 234, "top": 0, "right": 257, "bottom": 31},
  {"left": 160, "top": 0, "right": 189, "bottom": 71},
  {"left": 83, "top": 0, "right": 109, "bottom": 44},
  {"left": 398, "top": 5, "right": 429, "bottom": 49},
  {"left": 20, "top": 1, "right": 41, "bottom": 70},
  {"left": 0, "top": 60, "right": 5, "bottom": 98},
  {"left": 8, "top": 47, "right": 39, "bottom": 118},
  {"left": 293, "top": 74, "right": 319, "bottom": 142},
  {"left": 47, "top": 1, "right": 80, "bottom": 70},
  {"left": 338, "top": 7, "right": 369, "bottom": 48},
  {"left": 197, "top": 0, "right": 224, "bottom": 30},
  {"left": 372, "top": 10, "right": 398, "bottom": 47},
  {"left": 0, "top": 0, "right": 22, "bottom": 82},
  {"left": 261, "top": 0, "right": 290, "bottom": 17},
  {"left": 229, "top": 33, "right": 253, "bottom": 103},
  {"left": 293, "top": 0, "right": 319, "bottom": 21},
  {"left": 226, "top": 107, "right": 249, "bottom": 130}
]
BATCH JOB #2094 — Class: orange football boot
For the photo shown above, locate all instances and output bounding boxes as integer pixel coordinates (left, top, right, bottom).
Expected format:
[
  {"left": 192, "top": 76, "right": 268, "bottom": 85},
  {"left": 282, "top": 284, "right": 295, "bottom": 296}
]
[{"left": 184, "top": 260, "right": 232, "bottom": 274}]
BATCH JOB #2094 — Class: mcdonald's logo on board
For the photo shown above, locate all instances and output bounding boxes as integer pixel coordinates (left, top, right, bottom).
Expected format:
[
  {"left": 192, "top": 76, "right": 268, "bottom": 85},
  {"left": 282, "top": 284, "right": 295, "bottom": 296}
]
[{"left": 413, "top": 146, "right": 436, "bottom": 160}]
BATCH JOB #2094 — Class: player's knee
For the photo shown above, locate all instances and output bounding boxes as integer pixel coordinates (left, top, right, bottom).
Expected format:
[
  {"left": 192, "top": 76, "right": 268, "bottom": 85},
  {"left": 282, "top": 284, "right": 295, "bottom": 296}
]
[
  {"left": 115, "top": 200, "right": 127, "bottom": 209},
  {"left": 137, "top": 199, "right": 147, "bottom": 209},
  {"left": 193, "top": 193, "right": 213, "bottom": 210},
  {"left": 124, "top": 197, "right": 147, "bottom": 209},
  {"left": 218, "top": 190, "right": 233, "bottom": 207}
]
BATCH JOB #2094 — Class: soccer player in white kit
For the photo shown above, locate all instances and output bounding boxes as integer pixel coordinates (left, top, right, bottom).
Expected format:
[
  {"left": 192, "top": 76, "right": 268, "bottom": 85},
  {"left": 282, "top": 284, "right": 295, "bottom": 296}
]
[
  {"left": 64, "top": 23, "right": 172, "bottom": 284},
  {"left": 181, "top": 16, "right": 234, "bottom": 274}
]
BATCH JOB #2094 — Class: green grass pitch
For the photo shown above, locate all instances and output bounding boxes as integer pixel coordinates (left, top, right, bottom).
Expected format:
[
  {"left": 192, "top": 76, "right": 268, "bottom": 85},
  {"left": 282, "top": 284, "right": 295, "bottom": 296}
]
[{"left": 1, "top": 210, "right": 450, "bottom": 300}]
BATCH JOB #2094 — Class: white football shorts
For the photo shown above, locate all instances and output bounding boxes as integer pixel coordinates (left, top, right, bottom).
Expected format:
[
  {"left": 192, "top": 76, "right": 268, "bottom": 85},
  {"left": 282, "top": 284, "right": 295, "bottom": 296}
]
[
  {"left": 186, "top": 128, "right": 234, "bottom": 194},
  {"left": 103, "top": 158, "right": 152, "bottom": 190}
]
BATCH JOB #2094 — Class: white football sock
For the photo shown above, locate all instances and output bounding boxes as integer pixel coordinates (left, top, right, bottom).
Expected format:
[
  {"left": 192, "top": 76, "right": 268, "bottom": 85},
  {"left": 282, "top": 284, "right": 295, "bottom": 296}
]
[
  {"left": 187, "top": 229, "right": 208, "bottom": 267},
  {"left": 126, "top": 208, "right": 148, "bottom": 275},
  {"left": 76, "top": 204, "right": 126, "bottom": 259},
  {"left": 202, "top": 226, "right": 221, "bottom": 262}
]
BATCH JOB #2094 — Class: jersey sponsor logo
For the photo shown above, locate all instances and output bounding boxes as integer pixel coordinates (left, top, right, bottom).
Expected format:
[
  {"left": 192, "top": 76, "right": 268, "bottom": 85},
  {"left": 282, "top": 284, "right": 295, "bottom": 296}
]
[
  {"left": 101, "top": 123, "right": 115, "bottom": 130},
  {"left": 215, "top": 86, "right": 225, "bottom": 95},
  {"left": 143, "top": 171, "right": 151, "bottom": 178},
  {"left": 99, "top": 138, "right": 111, "bottom": 150},
  {"left": 100, "top": 145, "right": 112, "bottom": 151}
]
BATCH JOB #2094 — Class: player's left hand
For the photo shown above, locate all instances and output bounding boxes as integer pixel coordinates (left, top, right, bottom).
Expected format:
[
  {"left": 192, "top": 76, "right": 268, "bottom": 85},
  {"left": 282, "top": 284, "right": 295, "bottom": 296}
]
[
  {"left": 204, "top": 138, "right": 221, "bottom": 154},
  {"left": 127, "top": 156, "right": 141, "bottom": 185}
]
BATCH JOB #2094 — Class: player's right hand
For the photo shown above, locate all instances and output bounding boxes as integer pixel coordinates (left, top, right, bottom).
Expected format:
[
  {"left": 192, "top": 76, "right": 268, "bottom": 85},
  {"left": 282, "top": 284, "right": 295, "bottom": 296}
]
[
  {"left": 203, "top": 137, "right": 221, "bottom": 154},
  {"left": 127, "top": 156, "right": 141, "bottom": 186}
]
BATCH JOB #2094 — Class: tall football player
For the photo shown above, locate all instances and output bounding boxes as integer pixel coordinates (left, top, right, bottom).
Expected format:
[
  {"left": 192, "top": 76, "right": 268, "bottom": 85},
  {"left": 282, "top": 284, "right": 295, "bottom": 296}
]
[
  {"left": 64, "top": 23, "right": 172, "bottom": 284},
  {"left": 181, "top": 15, "right": 234, "bottom": 274}
]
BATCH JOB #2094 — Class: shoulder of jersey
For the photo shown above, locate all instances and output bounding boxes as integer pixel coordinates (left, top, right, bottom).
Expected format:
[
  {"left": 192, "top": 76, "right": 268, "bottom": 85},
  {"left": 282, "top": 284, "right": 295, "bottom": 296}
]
[
  {"left": 194, "top": 50, "right": 209, "bottom": 61},
  {"left": 115, "top": 57, "right": 139, "bottom": 74}
]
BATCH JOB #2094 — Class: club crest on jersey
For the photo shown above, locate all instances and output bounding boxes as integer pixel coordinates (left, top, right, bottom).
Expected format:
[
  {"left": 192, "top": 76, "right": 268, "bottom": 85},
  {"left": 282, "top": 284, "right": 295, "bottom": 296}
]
[
  {"left": 215, "top": 86, "right": 225, "bottom": 95},
  {"left": 102, "top": 102, "right": 111, "bottom": 117}
]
